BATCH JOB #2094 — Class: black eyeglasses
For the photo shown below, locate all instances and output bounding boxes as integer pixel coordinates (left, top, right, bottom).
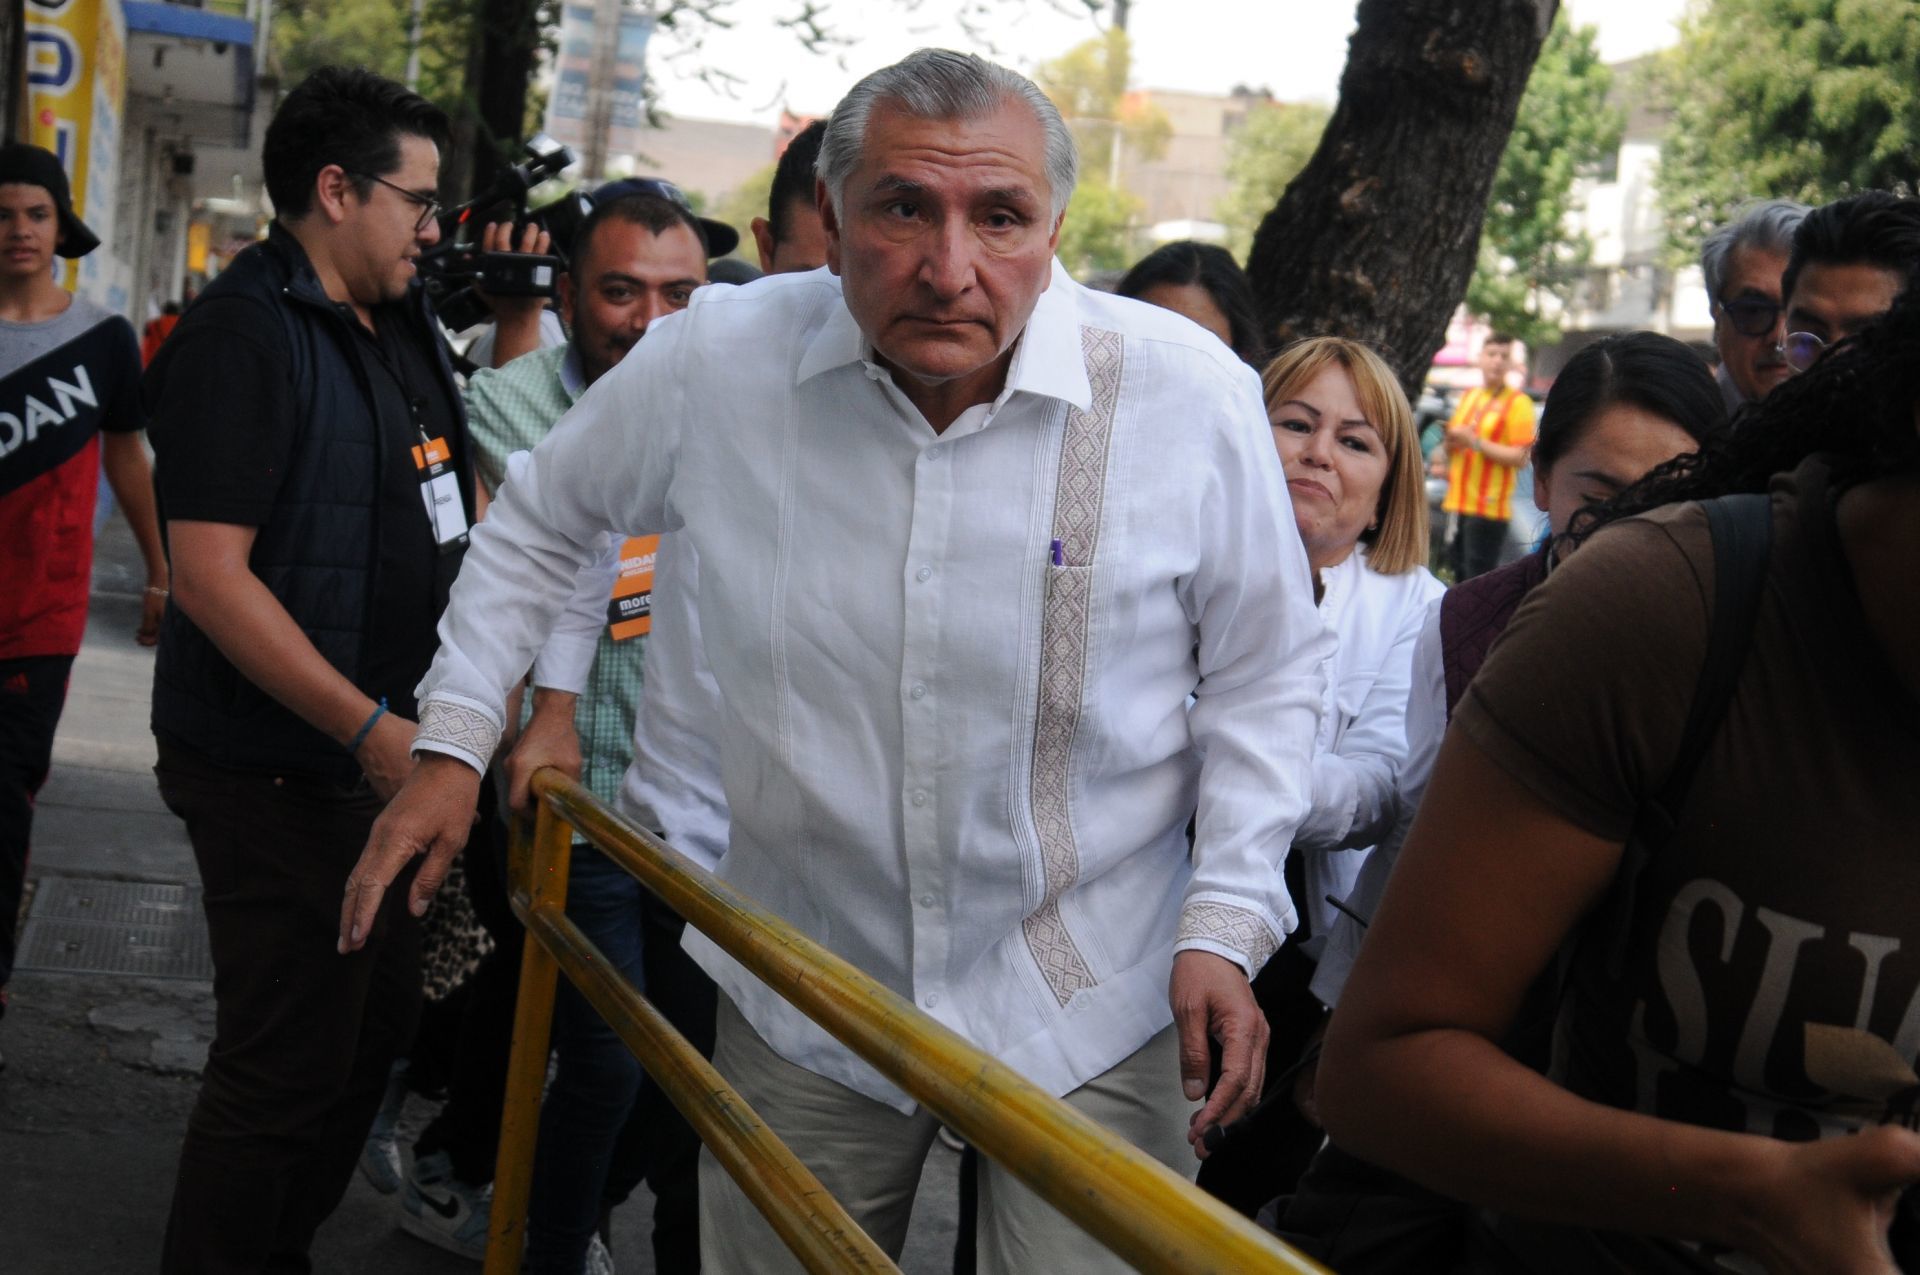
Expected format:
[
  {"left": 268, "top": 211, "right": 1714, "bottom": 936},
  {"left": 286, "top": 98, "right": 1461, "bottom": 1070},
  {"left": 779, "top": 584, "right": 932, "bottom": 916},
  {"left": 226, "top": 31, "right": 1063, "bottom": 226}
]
[
  {"left": 1717, "top": 293, "right": 1783, "bottom": 339},
  {"left": 355, "top": 172, "right": 442, "bottom": 233},
  {"left": 1781, "top": 330, "right": 1826, "bottom": 372}
]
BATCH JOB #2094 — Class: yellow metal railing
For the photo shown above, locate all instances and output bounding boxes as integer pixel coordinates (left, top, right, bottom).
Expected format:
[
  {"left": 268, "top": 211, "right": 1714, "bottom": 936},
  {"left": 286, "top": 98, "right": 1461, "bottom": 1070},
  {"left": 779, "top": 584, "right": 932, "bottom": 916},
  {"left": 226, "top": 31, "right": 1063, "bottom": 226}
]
[{"left": 487, "top": 768, "right": 1331, "bottom": 1274}]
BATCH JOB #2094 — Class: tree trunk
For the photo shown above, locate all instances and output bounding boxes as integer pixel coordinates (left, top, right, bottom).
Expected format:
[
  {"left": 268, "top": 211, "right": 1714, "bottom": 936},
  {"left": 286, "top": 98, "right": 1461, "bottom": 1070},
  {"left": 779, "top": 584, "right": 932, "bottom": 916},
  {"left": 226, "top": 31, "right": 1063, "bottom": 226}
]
[
  {"left": 467, "top": 0, "right": 546, "bottom": 199},
  {"left": 1246, "top": 0, "right": 1557, "bottom": 394}
]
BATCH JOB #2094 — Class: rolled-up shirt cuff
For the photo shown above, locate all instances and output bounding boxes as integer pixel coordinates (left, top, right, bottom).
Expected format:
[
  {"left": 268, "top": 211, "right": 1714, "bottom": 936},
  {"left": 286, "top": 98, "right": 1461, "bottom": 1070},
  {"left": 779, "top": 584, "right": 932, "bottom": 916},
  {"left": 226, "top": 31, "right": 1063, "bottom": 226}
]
[
  {"left": 1301, "top": 754, "right": 1354, "bottom": 844},
  {"left": 1174, "top": 892, "right": 1288, "bottom": 978},
  {"left": 411, "top": 693, "right": 504, "bottom": 775},
  {"left": 532, "top": 631, "right": 599, "bottom": 693}
]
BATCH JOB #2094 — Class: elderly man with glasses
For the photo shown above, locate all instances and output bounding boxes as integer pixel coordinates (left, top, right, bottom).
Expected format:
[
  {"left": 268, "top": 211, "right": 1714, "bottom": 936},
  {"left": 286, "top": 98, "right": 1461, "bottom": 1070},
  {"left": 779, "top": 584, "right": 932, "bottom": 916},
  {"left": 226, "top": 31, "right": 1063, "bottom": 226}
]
[{"left": 1700, "top": 198, "right": 1807, "bottom": 413}]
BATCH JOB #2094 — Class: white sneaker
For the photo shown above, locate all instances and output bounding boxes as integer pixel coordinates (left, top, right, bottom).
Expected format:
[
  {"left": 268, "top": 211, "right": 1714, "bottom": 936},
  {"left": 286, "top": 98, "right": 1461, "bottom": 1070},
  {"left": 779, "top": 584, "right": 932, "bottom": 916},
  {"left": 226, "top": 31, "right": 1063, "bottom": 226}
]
[
  {"left": 357, "top": 1060, "right": 409, "bottom": 1194},
  {"left": 398, "top": 1149, "right": 491, "bottom": 1262}
]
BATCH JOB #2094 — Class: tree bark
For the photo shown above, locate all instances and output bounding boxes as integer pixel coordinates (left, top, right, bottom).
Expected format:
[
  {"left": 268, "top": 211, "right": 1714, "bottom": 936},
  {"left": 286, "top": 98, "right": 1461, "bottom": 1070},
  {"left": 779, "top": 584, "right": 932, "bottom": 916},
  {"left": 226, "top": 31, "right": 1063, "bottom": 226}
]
[
  {"left": 1246, "top": 0, "right": 1558, "bottom": 394},
  {"left": 467, "top": 0, "right": 547, "bottom": 199}
]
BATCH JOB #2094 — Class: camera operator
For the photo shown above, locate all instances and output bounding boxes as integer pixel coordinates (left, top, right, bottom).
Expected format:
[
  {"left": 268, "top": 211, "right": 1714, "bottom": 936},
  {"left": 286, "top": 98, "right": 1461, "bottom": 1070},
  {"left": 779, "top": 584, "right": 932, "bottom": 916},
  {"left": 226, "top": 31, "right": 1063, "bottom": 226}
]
[
  {"left": 464, "top": 218, "right": 563, "bottom": 370},
  {"left": 144, "top": 67, "right": 481, "bottom": 1274},
  {"left": 480, "top": 176, "right": 737, "bottom": 371}
]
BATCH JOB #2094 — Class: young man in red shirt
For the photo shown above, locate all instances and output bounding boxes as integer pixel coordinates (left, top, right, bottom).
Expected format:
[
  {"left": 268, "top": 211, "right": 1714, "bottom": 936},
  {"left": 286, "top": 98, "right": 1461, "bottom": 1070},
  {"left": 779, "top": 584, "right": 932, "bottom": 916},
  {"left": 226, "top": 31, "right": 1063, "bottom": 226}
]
[{"left": 0, "top": 143, "right": 167, "bottom": 1060}]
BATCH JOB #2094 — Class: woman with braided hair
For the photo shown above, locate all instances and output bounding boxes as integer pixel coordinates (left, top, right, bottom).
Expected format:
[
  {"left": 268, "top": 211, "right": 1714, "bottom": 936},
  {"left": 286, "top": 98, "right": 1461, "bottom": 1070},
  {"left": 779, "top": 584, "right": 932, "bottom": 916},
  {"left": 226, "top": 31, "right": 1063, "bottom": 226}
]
[{"left": 1318, "top": 288, "right": 1920, "bottom": 1274}]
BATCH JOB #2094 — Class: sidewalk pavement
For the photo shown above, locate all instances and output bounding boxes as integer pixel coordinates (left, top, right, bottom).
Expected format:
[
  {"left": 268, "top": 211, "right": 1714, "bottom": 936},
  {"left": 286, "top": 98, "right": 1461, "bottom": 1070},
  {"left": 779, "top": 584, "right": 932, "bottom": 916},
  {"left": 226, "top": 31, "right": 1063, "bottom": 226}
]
[{"left": 0, "top": 514, "right": 961, "bottom": 1273}]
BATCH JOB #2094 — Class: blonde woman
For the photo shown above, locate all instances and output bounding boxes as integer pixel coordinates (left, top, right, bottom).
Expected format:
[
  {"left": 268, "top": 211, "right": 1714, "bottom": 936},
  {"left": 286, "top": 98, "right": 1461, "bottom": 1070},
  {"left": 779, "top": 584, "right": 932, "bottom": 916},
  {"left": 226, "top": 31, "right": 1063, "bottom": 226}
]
[{"left": 1200, "top": 336, "right": 1443, "bottom": 1214}]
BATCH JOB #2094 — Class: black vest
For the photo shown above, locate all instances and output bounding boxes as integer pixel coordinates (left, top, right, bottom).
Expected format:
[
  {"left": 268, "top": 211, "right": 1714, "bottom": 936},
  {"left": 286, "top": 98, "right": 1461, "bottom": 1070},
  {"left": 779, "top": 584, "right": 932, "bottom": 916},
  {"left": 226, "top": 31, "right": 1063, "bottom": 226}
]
[{"left": 148, "top": 225, "right": 468, "bottom": 779}]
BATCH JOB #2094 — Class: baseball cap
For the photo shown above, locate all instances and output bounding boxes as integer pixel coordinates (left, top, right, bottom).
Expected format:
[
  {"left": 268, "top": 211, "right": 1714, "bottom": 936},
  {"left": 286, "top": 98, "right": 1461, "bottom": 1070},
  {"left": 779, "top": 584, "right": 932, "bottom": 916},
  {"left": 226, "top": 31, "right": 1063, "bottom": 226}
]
[
  {"left": 590, "top": 176, "right": 740, "bottom": 259},
  {"left": 0, "top": 143, "right": 101, "bottom": 259}
]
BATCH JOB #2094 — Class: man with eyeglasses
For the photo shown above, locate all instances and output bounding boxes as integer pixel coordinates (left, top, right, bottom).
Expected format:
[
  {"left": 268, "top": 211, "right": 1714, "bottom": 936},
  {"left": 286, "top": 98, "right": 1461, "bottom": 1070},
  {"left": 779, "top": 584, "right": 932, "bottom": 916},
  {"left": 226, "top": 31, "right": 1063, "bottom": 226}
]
[
  {"left": 1777, "top": 191, "right": 1920, "bottom": 377},
  {"left": 144, "top": 67, "right": 480, "bottom": 1274},
  {"left": 1701, "top": 199, "right": 1807, "bottom": 412}
]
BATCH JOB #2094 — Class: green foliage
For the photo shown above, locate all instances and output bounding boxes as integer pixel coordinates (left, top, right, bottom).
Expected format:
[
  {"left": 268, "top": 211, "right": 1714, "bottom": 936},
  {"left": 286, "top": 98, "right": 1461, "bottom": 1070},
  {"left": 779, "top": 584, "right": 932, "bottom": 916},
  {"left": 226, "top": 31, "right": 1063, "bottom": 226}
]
[
  {"left": 1464, "top": 14, "right": 1621, "bottom": 349},
  {"left": 1656, "top": 0, "right": 1920, "bottom": 263},
  {"left": 271, "top": 0, "right": 473, "bottom": 109},
  {"left": 1035, "top": 30, "right": 1172, "bottom": 181},
  {"left": 1216, "top": 101, "right": 1330, "bottom": 258},
  {"left": 705, "top": 161, "right": 778, "bottom": 263},
  {"left": 1056, "top": 180, "right": 1143, "bottom": 278}
]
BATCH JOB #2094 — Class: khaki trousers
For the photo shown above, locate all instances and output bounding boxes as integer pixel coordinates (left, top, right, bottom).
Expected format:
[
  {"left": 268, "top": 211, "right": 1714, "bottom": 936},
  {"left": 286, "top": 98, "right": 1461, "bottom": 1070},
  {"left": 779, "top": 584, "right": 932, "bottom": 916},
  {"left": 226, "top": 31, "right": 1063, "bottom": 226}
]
[{"left": 697, "top": 997, "right": 1197, "bottom": 1273}]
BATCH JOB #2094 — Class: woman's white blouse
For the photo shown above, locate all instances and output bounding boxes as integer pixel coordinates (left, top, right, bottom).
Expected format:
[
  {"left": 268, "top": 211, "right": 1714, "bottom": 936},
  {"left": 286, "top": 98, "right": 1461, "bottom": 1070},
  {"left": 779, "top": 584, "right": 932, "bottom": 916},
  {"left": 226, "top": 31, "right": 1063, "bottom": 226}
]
[{"left": 1293, "top": 550, "right": 1444, "bottom": 959}]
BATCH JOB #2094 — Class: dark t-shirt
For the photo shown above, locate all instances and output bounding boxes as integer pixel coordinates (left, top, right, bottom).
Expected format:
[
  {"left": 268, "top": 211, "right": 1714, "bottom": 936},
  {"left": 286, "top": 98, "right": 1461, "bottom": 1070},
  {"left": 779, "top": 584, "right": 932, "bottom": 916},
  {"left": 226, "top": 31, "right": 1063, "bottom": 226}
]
[
  {"left": 1457, "top": 456, "right": 1920, "bottom": 1147},
  {"left": 150, "top": 294, "right": 467, "bottom": 719},
  {"left": 352, "top": 305, "right": 470, "bottom": 718}
]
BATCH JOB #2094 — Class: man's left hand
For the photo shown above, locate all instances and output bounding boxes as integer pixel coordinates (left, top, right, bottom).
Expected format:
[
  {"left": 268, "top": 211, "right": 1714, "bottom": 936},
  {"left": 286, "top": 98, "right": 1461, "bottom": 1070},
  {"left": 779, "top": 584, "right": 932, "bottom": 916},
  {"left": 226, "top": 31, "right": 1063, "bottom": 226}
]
[
  {"left": 137, "top": 581, "right": 167, "bottom": 646},
  {"left": 1171, "top": 948, "right": 1269, "bottom": 1159}
]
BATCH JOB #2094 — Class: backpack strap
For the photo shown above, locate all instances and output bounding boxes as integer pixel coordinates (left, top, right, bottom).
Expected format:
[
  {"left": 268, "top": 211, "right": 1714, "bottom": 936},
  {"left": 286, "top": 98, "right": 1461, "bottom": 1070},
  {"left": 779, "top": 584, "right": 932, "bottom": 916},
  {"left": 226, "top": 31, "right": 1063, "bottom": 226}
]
[{"left": 1600, "top": 492, "right": 1773, "bottom": 976}]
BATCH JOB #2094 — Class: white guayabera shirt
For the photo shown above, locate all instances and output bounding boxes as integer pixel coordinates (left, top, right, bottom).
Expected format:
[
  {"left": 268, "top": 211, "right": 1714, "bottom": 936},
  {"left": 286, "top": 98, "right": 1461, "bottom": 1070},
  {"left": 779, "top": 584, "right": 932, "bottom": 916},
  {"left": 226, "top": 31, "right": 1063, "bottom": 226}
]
[{"left": 414, "top": 262, "right": 1331, "bottom": 1111}]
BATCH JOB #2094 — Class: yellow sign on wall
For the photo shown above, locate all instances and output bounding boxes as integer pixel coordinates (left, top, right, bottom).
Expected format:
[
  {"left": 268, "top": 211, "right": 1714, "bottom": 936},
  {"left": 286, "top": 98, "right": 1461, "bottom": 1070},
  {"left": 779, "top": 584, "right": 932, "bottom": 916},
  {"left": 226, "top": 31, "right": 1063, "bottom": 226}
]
[{"left": 23, "top": 0, "right": 127, "bottom": 295}]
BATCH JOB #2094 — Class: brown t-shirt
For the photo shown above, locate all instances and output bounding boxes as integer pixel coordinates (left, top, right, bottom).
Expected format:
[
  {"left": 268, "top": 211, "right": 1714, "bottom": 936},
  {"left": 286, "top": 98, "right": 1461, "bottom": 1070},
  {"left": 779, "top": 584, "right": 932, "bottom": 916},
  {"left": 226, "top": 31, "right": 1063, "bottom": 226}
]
[{"left": 1457, "top": 456, "right": 1920, "bottom": 1144}]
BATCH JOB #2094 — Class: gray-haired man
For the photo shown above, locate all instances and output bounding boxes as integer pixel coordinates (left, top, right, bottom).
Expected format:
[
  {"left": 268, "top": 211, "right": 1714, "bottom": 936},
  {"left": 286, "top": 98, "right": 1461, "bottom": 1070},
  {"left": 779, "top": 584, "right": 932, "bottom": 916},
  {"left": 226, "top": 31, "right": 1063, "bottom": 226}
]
[
  {"left": 1701, "top": 198, "right": 1808, "bottom": 412},
  {"left": 340, "top": 49, "right": 1329, "bottom": 1271}
]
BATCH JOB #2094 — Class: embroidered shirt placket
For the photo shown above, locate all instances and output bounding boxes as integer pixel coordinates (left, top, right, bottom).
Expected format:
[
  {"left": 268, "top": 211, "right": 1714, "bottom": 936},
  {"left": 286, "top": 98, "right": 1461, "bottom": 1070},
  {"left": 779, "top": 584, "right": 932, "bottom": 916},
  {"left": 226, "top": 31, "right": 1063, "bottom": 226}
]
[{"left": 1023, "top": 326, "right": 1124, "bottom": 1007}]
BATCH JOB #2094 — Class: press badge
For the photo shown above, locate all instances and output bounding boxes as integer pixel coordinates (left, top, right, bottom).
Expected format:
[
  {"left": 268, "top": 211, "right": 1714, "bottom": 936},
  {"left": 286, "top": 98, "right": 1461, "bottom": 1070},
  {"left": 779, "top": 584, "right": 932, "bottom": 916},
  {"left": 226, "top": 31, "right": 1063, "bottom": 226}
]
[
  {"left": 412, "top": 436, "right": 470, "bottom": 549},
  {"left": 605, "top": 535, "right": 660, "bottom": 640}
]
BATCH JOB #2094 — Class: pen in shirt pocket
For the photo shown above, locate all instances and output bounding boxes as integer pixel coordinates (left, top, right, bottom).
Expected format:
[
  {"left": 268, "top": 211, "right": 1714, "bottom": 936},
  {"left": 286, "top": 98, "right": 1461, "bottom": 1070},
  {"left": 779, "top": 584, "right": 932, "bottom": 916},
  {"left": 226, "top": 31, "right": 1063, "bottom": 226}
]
[{"left": 1050, "top": 538, "right": 1065, "bottom": 567}]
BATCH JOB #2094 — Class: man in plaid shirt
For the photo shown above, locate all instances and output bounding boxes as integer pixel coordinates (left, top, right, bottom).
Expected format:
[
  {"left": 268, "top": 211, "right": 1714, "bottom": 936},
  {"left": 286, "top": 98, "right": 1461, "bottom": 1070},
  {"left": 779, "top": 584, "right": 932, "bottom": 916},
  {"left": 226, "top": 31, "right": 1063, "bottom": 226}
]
[{"left": 459, "top": 190, "right": 713, "bottom": 1273}]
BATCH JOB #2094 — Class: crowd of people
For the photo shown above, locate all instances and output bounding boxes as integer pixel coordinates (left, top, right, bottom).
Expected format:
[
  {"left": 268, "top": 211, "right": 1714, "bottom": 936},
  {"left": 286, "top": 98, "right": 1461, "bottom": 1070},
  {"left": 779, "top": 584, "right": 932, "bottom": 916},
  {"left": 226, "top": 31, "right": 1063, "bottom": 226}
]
[{"left": 2, "top": 40, "right": 1917, "bottom": 1275}]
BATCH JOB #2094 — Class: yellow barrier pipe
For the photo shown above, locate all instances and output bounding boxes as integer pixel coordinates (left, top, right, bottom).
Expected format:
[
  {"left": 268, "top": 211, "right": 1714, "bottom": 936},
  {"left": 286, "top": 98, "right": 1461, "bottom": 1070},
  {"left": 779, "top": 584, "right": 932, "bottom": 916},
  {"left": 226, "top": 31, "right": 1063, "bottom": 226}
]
[
  {"left": 522, "top": 903, "right": 901, "bottom": 1273},
  {"left": 533, "top": 771, "right": 1329, "bottom": 1275},
  {"left": 484, "top": 801, "right": 572, "bottom": 1275}
]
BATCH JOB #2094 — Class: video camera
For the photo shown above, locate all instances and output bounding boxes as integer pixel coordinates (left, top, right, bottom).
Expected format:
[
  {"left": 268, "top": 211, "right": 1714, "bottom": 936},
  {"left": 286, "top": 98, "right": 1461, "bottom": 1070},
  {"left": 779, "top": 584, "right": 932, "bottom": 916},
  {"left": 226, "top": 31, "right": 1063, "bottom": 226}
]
[{"left": 417, "top": 133, "right": 579, "bottom": 333}]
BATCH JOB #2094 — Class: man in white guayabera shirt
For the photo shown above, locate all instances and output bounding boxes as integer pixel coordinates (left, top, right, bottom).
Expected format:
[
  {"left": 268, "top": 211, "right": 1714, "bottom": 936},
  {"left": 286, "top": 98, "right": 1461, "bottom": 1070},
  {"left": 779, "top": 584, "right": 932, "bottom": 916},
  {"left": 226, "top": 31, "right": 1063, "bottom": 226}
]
[{"left": 340, "top": 48, "right": 1330, "bottom": 1271}]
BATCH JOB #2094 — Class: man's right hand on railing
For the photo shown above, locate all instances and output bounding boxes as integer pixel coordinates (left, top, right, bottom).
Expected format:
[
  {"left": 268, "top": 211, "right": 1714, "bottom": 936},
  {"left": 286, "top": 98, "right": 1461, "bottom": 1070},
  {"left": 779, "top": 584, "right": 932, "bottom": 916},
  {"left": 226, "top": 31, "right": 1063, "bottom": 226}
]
[
  {"left": 338, "top": 754, "right": 482, "bottom": 954},
  {"left": 504, "top": 688, "right": 584, "bottom": 813}
]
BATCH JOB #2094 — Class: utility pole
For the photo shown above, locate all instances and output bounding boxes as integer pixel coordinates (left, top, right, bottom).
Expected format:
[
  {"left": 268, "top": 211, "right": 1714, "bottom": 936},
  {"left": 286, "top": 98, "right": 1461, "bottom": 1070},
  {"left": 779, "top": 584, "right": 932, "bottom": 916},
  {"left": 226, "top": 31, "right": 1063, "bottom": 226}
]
[
  {"left": 1107, "top": 0, "right": 1132, "bottom": 189},
  {"left": 405, "top": 0, "right": 425, "bottom": 89},
  {"left": 581, "top": 0, "right": 624, "bottom": 179}
]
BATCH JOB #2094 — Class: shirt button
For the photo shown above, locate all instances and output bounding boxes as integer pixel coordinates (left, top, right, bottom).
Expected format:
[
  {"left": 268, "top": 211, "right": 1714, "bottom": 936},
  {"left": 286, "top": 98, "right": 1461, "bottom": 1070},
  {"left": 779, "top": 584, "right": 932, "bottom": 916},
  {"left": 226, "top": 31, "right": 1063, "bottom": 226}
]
[
  {"left": 915, "top": 565, "right": 932, "bottom": 582},
  {"left": 926, "top": 444, "right": 943, "bottom": 459},
  {"left": 910, "top": 683, "right": 927, "bottom": 700},
  {"left": 911, "top": 790, "right": 928, "bottom": 807},
  {"left": 919, "top": 893, "right": 935, "bottom": 907},
  {"left": 923, "top": 993, "right": 940, "bottom": 1008}
]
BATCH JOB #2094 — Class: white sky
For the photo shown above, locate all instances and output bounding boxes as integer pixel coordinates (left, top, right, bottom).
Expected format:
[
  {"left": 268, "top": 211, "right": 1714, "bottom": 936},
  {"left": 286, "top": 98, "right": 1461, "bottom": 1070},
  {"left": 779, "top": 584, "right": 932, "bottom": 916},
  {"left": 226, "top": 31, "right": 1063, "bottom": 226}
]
[{"left": 646, "top": 0, "right": 1689, "bottom": 126}]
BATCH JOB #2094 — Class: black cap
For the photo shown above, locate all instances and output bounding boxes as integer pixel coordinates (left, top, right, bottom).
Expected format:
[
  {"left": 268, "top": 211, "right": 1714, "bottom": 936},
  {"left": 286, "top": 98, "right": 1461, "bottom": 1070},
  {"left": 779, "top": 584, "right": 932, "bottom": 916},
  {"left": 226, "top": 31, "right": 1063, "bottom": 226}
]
[
  {"left": 0, "top": 143, "right": 101, "bottom": 259},
  {"left": 590, "top": 176, "right": 740, "bottom": 259}
]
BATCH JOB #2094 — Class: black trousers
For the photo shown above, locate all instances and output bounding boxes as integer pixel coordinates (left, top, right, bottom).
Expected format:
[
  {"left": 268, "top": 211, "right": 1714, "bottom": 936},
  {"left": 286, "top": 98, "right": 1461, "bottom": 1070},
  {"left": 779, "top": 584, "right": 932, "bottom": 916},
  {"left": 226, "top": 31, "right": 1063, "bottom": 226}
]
[
  {"left": 1450, "top": 513, "right": 1510, "bottom": 583},
  {"left": 1194, "top": 942, "right": 1329, "bottom": 1216},
  {"left": 0, "top": 653, "right": 73, "bottom": 1011},
  {"left": 414, "top": 786, "right": 523, "bottom": 1185},
  {"left": 156, "top": 742, "right": 421, "bottom": 1275},
  {"left": 598, "top": 885, "right": 717, "bottom": 1273}
]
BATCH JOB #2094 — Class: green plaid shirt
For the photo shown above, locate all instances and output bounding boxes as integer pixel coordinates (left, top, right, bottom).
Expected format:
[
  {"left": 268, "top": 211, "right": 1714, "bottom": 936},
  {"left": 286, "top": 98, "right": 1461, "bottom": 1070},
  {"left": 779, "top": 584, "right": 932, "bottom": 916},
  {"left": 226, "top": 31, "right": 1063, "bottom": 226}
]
[{"left": 465, "top": 344, "right": 641, "bottom": 807}]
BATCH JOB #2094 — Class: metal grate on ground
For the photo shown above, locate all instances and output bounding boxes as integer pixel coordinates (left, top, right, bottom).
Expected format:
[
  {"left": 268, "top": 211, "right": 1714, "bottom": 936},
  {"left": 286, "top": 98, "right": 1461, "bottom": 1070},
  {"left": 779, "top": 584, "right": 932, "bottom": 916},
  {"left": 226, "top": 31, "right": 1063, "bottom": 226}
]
[{"left": 15, "top": 876, "right": 212, "bottom": 980}]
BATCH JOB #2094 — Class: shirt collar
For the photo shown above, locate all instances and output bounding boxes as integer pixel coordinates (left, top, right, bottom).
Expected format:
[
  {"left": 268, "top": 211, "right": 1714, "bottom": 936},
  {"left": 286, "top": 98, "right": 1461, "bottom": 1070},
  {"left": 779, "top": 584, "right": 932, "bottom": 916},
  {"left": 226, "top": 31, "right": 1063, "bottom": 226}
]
[
  {"left": 795, "top": 259, "right": 1094, "bottom": 413},
  {"left": 560, "top": 342, "right": 588, "bottom": 403}
]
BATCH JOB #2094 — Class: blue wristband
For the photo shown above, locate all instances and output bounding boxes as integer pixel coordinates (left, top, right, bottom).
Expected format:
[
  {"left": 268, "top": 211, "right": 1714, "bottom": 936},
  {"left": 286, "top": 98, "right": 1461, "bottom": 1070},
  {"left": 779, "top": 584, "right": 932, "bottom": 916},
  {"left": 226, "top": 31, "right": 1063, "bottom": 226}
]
[{"left": 348, "top": 697, "right": 388, "bottom": 755}]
